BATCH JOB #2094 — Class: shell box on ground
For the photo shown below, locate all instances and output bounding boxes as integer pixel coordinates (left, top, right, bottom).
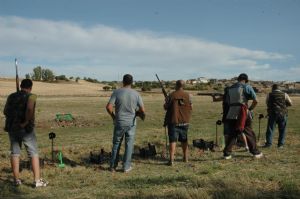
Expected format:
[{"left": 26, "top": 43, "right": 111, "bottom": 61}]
[{"left": 55, "top": 113, "right": 74, "bottom": 122}]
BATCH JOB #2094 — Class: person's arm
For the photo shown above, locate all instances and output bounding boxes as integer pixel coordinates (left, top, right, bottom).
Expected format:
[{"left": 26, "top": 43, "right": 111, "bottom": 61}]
[
  {"left": 136, "top": 95, "right": 146, "bottom": 120},
  {"left": 3, "top": 99, "right": 9, "bottom": 116},
  {"left": 163, "top": 95, "right": 171, "bottom": 110},
  {"left": 138, "top": 106, "right": 145, "bottom": 114},
  {"left": 106, "top": 103, "right": 115, "bottom": 120},
  {"left": 266, "top": 93, "right": 269, "bottom": 105},
  {"left": 212, "top": 95, "right": 223, "bottom": 102},
  {"left": 285, "top": 93, "right": 292, "bottom": 107},
  {"left": 189, "top": 93, "right": 193, "bottom": 110},
  {"left": 106, "top": 91, "right": 117, "bottom": 120},
  {"left": 248, "top": 99, "right": 258, "bottom": 111},
  {"left": 20, "top": 96, "right": 35, "bottom": 128},
  {"left": 213, "top": 87, "right": 227, "bottom": 102},
  {"left": 245, "top": 85, "right": 258, "bottom": 111}
]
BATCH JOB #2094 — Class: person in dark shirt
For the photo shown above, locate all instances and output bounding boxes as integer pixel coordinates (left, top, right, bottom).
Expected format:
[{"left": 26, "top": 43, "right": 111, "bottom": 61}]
[{"left": 264, "top": 84, "right": 292, "bottom": 148}]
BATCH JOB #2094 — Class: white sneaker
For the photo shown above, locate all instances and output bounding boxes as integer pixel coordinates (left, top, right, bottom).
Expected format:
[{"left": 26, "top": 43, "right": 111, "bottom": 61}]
[
  {"left": 14, "top": 179, "right": 22, "bottom": 186},
  {"left": 224, "top": 155, "right": 232, "bottom": 160},
  {"left": 124, "top": 166, "right": 132, "bottom": 173},
  {"left": 35, "top": 179, "right": 48, "bottom": 187},
  {"left": 254, "top": 153, "right": 263, "bottom": 159}
]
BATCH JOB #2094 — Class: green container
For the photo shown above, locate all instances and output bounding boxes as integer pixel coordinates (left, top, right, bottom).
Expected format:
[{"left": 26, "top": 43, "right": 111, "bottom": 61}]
[{"left": 56, "top": 113, "right": 74, "bottom": 122}]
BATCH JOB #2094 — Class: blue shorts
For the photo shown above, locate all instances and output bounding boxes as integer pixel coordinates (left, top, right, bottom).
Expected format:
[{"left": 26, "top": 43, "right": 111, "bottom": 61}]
[
  {"left": 168, "top": 124, "right": 189, "bottom": 143},
  {"left": 8, "top": 129, "right": 39, "bottom": 157}
]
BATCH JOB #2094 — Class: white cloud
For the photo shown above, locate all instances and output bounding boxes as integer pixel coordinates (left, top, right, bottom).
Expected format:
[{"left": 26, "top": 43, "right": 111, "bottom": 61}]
[{"left": 0, "top": 16, "right": 297, "bottom": 81}]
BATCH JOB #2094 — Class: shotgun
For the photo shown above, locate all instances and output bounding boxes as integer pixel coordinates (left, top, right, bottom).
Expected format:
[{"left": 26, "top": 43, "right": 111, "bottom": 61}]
[
  {"left": 15, "top": 58, "right": 20, "bottom": 92},
  {"left": 155, "top": 74, "right": 170, "bottom": 127},
  {"left": 197, "top": 92, "right": 223, "bottom": 96},
  {"left": 155, "top": 74, "right": 168, "bottom": 99},
  {"left": 155, "top": 74, "right": 170, "bottom": 159}
]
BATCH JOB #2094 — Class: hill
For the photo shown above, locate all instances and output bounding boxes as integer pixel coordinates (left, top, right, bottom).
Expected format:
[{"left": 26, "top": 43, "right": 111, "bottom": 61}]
[{"left": 0, "top": 78, "right": 111, "bottom": 97}]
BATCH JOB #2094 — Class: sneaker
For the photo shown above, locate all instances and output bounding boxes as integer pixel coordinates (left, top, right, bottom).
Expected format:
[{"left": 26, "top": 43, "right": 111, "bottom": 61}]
[
  {"left": 183, "top": 157, "right": 188, "bottom": 163},
  {"left": 278, "top": 145, "right": 284, "bottom": 149},
  {"left": 14, "top": 179, "right": 22, "bottom": 186},
  {"left": 35, "top": 179, "right": 48, "bottom": 188},
  {"left": 109, "top": 167, "right": 116, "bottom": 173},
  {"left": 123, "top": 166, "right": 132, "bottom": 173},
  {"left": 167, "top": 160, "right": 174, "bottom": 166},
  {"left": 253, "top": 153, "right": 263, "bottom": 159},
  {"left": 262, "top": 144, "right": 271, "bottom": 148},
  {"left": 245, "top": 146, "right": 249, "bottom": 152},
  {"left": 224, "top": 155, "right": 232, "bottom": 160}
]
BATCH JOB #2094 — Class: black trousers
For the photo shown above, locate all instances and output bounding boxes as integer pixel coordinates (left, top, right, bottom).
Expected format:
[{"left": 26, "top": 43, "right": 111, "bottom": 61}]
[{"left": 223, "top": 119, "right": 260, "bottom": 156}]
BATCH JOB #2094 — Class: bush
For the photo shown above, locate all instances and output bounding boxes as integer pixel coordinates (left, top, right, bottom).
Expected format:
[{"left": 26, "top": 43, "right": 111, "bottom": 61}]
[
  {"left": 85, "top": 77, "right": 100, "bottom": 83},
  {"left": 42, "top": 69, "right": 55, "bottom": 82},
  {"left": 141, "top": 86, "right": 151, "bottom": 91},
  {"left": 103, "top": 86, "right": 111, "bottom": 91},
  {"left": 55, "top": 75, "right": 68, "bottom": 81}
]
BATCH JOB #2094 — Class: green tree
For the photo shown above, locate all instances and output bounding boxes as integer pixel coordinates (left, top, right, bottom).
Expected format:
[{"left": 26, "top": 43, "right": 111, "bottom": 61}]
[
  {"left": 25, "top": 73, "right": 31, "bottom": 79},
  {"left": 32, "top": 66, "right": 42, "bottom": 81},
  {"left": 42, "top": 69, "right": 55, "bottom": 81}
]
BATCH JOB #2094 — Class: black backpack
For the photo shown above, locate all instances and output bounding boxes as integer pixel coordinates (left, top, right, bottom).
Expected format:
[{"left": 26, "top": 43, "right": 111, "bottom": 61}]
[{"left": 3, "top": 91, "right": 30, "bottom": 132}]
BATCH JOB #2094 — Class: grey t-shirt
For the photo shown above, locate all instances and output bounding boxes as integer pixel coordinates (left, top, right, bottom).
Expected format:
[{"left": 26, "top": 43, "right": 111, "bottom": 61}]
[{"left": 108, "top": 87, "right": 144, "bottom": 126}]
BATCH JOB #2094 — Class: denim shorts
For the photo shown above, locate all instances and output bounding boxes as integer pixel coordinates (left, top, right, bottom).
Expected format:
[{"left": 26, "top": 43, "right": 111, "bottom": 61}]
[
  {"left": 8, "top": 129, "right": 39, "bottom": 157},
  {"left": 168, "top": 124, "right": 189, "bottom": 143}
]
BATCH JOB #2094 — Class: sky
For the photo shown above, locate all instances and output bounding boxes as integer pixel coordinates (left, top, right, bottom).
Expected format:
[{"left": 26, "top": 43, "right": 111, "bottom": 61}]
[{"left": 0, "top": 0, "right": 299, "bottom": 81}]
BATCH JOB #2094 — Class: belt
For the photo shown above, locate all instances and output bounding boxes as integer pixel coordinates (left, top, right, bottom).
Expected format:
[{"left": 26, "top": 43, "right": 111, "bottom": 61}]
[{"left": 176, "top": 123, "right": 189, "bottom": 127}]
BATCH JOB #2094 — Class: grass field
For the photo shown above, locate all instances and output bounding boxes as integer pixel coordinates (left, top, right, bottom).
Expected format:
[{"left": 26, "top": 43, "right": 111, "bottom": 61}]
[{"left": 0, "top": 81, "right": 299, "bottom": 199}]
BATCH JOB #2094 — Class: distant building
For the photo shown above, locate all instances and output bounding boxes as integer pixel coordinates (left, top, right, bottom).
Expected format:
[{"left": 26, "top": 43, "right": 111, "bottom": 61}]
[
  {"left": 284, "top": 83, "right": 295, "bottom": 90},
  {"left": 197, "top": 77, "right": 209, "bottom": 84},
  {"left": 186, "top": 79, "right": 198, "bottom": 85}
]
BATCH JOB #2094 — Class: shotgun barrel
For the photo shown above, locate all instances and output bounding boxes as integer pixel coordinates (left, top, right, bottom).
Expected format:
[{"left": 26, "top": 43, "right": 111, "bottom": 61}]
[
  {"left": 15, "top": 58, "right": 20, "bottom": 92},
  {"left": 197, "top": 92, "right": 223, "bottom": 96},
  {"left": 155, "top": 74, "right": 168, "bottom": 99}
]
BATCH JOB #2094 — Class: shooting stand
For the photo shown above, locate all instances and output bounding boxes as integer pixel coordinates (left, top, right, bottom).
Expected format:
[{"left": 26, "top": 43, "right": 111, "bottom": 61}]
[
  {"left": 257, "top": 114, "right": 265, "bottom": 144},
  {"left": 49, "top": 132, "right": 56, "bottom": 163},
  {"left": 214, "top": 120, "right": 223, "bottom": 150}
]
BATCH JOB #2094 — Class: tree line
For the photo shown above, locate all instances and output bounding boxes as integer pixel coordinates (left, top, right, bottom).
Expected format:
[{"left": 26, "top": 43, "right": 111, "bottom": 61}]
[
  {"left": 25, "top": 66, "right": 223, "bottom": 92},
  {"left": 26, "top": 66, "right": 82, "bottom": 83}
]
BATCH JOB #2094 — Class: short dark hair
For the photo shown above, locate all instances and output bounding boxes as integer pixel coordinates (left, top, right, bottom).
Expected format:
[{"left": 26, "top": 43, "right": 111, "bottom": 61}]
[
  {"left": 237, "top": 73, "right": 248, "bottom": 83},
  {"left": 20, "top": 79, "right": 33, "bottom": 89},
  {"left": 175, "top": 80, "right": 184, "bottom": 90},
  {"left": 123, "top": 74, "right": 133, "bottom": 86},
  {"left": 272, "top": 84, "right": 279, "bottom": 91}
]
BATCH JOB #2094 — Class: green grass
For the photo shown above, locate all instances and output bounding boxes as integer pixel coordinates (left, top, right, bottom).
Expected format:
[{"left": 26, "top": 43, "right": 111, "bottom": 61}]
[{"left": 0, "top": 94, "right": 299, "bottom": 199}]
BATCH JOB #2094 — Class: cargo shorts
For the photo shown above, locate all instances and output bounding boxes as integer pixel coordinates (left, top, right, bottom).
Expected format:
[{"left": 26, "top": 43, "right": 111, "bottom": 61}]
[
  {"left": 168, "top": 124, "right": 189, "bottom": 143},
  {"left": 8, "top": 129, "right": 39, "bottom": 157}
]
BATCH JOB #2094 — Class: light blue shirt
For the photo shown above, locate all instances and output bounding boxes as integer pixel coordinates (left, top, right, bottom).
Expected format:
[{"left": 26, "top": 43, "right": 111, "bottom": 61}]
[
  {"left": 108, "top": 87, "right": 144, "bottom": 126},
  {"left": 233, "top": 82, "right": 257, "bottom": 101}
]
